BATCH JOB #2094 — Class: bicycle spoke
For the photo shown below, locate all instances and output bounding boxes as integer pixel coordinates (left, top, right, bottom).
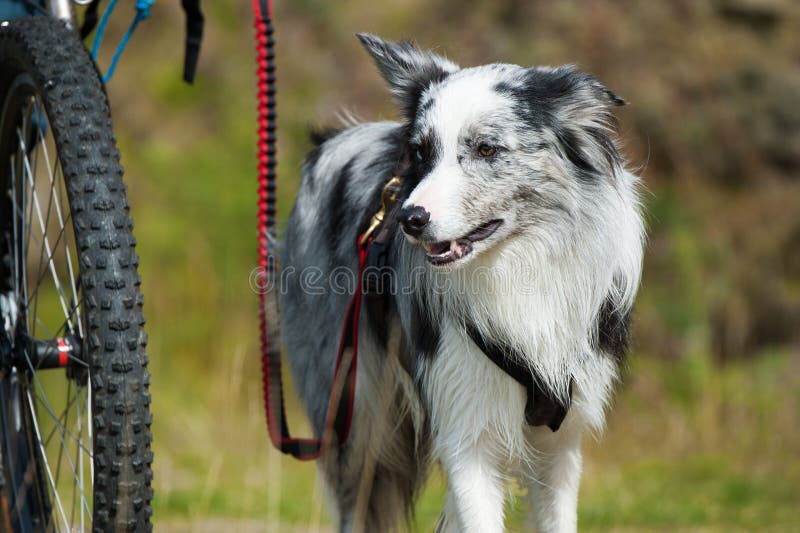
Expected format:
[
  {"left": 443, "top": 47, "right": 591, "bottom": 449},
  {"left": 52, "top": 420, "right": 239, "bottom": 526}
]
[
  {"left": 9, "top": 172, "right": 46, "bottom": 258},
  {"left": 33, "top": 96, "right": 92, "bottom": 531},
  {"left": 28, "top": 380, "right": 92, "bottom": 457},
  {"left": 23, "top": 347, "right": 92, "bottom": 458},
  {"left": 9, "top": 157, "right": 22, "bottom": 307},
  {"left": 9, "top": 130, "right": 93, "bottom": 531},
  {"left": 53, "top": 381, "right": 71, "bottom": 490},
  {"left": 38, "top": 384, "right": 94, "bottom": 526},
  {"left": 27, "top": 100, "right": 55, "bottom": 342},
  {"left": 31, "top": 176, "right": 56, "bottom": 339},
  {"left": 21, "top": 118, "right": 36, "bottom": 330},
  {"left": 33, "top": 315, "right": 54, "bottom": 340},
  {"left": 66, "top": 383, "right": 78, "bottom": 529},
  {"left": 36, "top": 102, "right": 84, "bottom": 339},
  {"left": 18, "top": 127, "right": 75, "bottom": 335},
  {"left": 23, "top": 210, "right": 72, "bottom": 308},
  {"left": 76, "top": 384, "right": 86, "bottom": 532},
  {"left": 86, "top": 378, "right": 94, "bottom": 495},
  {"left": 43, "top": 391, "right": 79, "bottom": 449},
  {"left": 24, "top": 389, "right": 71, "bottom": 532},
  {"left": 10, "top": 152, "right": 36, "bottom": 329},
  {"left": 36, "top": 101, "right": 83, "bottom": 337},
  {"left": 24, "top": 362, "right": 92, "bottom": 517}
]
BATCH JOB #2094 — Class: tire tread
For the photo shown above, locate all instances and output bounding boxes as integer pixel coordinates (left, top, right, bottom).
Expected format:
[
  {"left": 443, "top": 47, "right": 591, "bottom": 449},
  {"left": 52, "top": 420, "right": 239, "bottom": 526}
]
[{"left": 0, "top": 16, "right": 153, "bottom": 532}]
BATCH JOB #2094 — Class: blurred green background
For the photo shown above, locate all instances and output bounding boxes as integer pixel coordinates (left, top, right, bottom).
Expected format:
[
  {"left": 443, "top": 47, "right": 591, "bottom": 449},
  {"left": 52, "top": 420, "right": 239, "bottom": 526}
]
[{"left": 91, "top": 1, "right": 800, "bottom": 531}]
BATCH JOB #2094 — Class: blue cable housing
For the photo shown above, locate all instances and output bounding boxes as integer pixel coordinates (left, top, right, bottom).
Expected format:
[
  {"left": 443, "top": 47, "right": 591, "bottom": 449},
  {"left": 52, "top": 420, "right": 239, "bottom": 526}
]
[{"left": 91, "top": 0, "right": 156, "bottom": 83}]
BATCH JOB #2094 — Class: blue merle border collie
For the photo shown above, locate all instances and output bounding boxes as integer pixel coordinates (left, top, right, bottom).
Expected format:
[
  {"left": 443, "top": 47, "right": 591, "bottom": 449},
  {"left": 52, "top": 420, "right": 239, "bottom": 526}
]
[{"left": 280, "top": 34, "right": 645, "bottom": 532}]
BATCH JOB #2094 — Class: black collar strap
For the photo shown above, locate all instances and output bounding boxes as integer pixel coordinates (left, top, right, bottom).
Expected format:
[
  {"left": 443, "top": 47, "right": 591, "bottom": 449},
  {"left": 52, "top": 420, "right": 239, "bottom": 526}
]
[{"left": 465, "top": 323, "right": 572, "bottom": 431}]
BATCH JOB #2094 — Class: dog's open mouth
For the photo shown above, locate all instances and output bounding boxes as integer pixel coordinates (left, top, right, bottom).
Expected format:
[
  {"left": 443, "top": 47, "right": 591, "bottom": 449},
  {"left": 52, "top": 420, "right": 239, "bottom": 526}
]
[{"left": 421, "top": 219, "right": 503, "bottom": 266}]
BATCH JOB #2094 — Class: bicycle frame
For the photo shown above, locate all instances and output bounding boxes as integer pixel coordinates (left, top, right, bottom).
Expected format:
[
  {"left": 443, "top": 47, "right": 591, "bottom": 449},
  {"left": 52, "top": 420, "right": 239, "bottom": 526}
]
[
  {"left": 47, "top": 0, "right": 76, "bottom": 27},
  {"left": 0, "top": 0, "right": 75, "bottom": 26}
]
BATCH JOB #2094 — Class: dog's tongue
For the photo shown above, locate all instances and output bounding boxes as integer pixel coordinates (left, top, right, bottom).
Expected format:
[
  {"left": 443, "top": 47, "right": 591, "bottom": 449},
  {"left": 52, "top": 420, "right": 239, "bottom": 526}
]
[
  {"left": 428, "top": 241, "right": 451, "bottom": 255},
  {"left": 426, "top": 240, "right": 470, "bottom": 263}
]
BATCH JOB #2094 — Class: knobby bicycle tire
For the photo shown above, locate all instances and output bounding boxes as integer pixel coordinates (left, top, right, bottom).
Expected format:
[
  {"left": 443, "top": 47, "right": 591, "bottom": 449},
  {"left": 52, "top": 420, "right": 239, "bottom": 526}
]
[{"left": 0, "top": 16, "right": 153, "bottom": 532}]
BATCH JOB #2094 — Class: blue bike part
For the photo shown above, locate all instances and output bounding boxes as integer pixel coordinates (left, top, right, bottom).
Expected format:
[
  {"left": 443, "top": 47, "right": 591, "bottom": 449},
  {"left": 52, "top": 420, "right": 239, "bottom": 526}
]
[
  {"left": 91, "top": 0, "right": 155, "bottom": 83},
  {"left": 30, "top": 100, "right": 48, "bottom": 139},
  {"left": 0, "top": 0, "right": 40, "bottom": 20}
]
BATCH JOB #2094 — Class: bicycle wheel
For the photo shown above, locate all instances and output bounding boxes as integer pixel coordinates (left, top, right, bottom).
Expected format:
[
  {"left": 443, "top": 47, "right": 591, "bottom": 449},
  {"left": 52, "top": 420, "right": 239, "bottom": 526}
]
[{"left": 0, "top": 16, "right": 152, "bottom": 532}]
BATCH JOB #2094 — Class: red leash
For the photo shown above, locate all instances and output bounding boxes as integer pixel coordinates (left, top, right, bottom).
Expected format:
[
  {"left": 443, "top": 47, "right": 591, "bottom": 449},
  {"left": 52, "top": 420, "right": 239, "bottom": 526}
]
[{"left": 254, "top": 0, "right": 361, "bottom": 459}]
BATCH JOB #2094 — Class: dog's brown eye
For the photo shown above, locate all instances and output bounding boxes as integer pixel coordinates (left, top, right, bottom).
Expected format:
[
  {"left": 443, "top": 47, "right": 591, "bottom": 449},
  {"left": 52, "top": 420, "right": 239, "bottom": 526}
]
[{"left": 478, "top": 144, "right": 496, "bottom": 157}]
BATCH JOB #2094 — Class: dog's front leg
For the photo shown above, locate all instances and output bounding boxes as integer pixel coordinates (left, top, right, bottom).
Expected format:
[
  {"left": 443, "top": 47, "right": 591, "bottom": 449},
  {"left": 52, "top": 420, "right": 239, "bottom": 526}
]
[
  {"left": 523, "top": 415, "right": 584, "bottom": 533},
  {"left": 437, "top": 439, "right": 507, "bottom": 532},
  {"left": 426, "top": 323, "right": 526, "bottom": 533}
]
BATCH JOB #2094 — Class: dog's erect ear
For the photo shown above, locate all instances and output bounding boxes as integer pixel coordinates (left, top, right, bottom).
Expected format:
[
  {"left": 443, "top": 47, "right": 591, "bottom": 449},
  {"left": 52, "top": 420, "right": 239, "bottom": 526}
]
[
  {"left": 587, "top": 76, "right": 626, "bottom": 108},
  {"left": 517, "top": 66, "right": 626, "bottom": 179},
  {"left": 357, "top": 33, "right": 459, "bottom": 119}
]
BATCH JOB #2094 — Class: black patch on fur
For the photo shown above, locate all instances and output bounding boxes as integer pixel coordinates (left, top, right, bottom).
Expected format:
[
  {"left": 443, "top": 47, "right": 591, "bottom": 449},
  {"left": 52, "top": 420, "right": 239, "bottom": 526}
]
[
  {"left": 324, "top": 157, "right": 359, "bottom": 253},
  {"left": 399, "top": 59, "right": 450, "bottom": 121},
  {"left": 496, "top": 67, "right": 622, "bottom": 182},
  {"left": 554, "top": 127, "right": 597, "bottom": 182},
  {"left": 354, "top": 131, "right": 407, "bottom": 236},
  {"left": 411, "top": 296, "right": 440, "bottom": 359},
  {"left": 320, "top": 127, "right": 407, "bottom": 257},
  {"left": 405, "top": 128, "right": 443, "bottom": 190},
  {"left": 416, "top": 130, "right": 443, "bottom": 173},
  {"left": 309, "top": 126, "right": 344, "bottom": 146},
  {"left": 605, "top": 89, "right": 627, "bottom": 106},
  {"left": 417, "top": 94, "right": 436, "bottom": 116},
  {"left": 495, "top": 68, "right": 593, "bottom": 129},
  {"left": 363, "top": 236, "right": 400, "bottom": 348},
  {"left": 596, "top": 296, "right": 631, "bottom": 362},
  {"left": 554, "top": 125, "right": 622, "bottom": 184},
  {"left": 587, "top": 126, "right": 621, "bottom": 175},
  {"left": 496, "top": 66, "right": 619, "bottom": 118},
  {"left": 466, "top": 322, "right": 571, "bottom": 431},
  {"left": 364, "top": 292, "right": 394, "bottom": 349},
  {"left": 357, "top": 34, "right": 451, "bottom": 121}
]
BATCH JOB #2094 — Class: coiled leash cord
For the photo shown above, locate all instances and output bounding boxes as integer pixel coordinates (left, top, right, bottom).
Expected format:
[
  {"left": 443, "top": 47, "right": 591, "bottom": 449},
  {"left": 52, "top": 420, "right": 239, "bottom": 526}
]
[
  {"left": 255, "top": 1, "right": 409, "bottom": 460},
  {"left": 254, "top": 0, "right": 361, "bottom": 461}
]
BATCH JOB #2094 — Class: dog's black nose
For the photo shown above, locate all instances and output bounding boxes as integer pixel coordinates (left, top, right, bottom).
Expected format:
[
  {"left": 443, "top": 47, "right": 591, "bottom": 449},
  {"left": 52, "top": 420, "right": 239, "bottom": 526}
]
[{"left": 398, "top": 205, "right": 430, "bottom": 237}]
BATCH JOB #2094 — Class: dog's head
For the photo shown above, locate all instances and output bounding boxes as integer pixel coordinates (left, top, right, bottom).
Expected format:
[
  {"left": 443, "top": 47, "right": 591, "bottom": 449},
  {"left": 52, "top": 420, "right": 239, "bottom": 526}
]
[{"left": 359, "top": 34, "right": 627, "bottom": 270}]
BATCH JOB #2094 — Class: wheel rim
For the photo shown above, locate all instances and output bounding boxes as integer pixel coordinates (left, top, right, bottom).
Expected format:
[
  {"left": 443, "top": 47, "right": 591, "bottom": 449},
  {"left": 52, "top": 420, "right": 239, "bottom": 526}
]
[{"left": 1, "top": 76, "right": 94, "bottom": 531}]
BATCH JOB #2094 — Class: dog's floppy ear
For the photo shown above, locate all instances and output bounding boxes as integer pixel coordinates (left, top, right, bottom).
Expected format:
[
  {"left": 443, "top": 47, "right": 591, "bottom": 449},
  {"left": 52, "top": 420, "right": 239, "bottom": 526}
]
[{"left": 357, "top": 33, "right": 459, "bottom": 120}]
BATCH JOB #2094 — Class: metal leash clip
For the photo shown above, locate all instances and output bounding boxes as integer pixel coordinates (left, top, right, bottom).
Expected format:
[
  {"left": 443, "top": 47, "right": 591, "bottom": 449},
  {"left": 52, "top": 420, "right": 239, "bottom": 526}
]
[{"left": 360, "top": 176, "right": 403, "bottom": 246}]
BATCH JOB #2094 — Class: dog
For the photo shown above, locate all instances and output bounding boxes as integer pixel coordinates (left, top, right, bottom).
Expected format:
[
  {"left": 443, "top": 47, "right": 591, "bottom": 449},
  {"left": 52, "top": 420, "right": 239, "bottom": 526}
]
[{"left": 279, "top": 34, "right": 645, "bottom": 533}]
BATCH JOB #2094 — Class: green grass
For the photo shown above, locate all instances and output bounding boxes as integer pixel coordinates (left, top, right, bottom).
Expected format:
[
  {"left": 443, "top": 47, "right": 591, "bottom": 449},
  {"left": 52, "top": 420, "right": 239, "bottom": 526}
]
[
  {"left": 581, "top": 457, "right": 798, "bottom": 531},
  {"left": 147, "top": 351, "right": 800, "bottom": 531}
]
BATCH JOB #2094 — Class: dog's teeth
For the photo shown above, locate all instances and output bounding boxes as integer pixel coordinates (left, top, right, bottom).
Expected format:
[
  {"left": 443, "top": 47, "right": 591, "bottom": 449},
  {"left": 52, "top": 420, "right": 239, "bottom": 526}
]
[
  {"left": 421, "top": 242, "right": 431, "bottom": 252},
  {"left": 450, "top": 240, "right": 457, "bottom": 251}
]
